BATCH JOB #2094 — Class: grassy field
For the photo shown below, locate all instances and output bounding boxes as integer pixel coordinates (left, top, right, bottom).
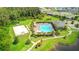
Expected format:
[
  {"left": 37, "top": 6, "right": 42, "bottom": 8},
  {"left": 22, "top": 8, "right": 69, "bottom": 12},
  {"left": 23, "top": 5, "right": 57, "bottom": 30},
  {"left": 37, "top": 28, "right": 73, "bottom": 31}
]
[
  {"left": 32, "top": 31, "right": 79, "bottom": 51},
  {"left": 5, "top": 15, "right": 79, "bottom": 51},
  {"left": 35, "top": 15, "right": 60, "bottom": 22},
  {"left": 8, "top": 19, "right": 33, "bottom": 51},
  {"left": 8, "top": 15, "right": 60, "bottom": 51},
  {"left": 8, "top": 26, "right": 32, "bottom": 51}
]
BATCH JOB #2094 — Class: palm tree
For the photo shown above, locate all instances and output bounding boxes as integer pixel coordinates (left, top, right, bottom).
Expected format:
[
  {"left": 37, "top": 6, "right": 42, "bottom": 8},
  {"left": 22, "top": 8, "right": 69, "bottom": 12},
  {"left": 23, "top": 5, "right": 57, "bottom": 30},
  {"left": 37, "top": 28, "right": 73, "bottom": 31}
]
[
  {"left": 25, "top": 39, "right": 31, "bottom": 45},
  {"left": 71, "top": 20, "right": 74, "bottom": 24},
  {"left": 63, "top": 36, "right": 66, "bottom": 39},
  {"left": 75, "top": 24, "right": 79, "bottom": 28},
  {"left": 13, "top": 37, "right": 18, "bottom": 45},
  {"left": 63, "top": 25, "right": 67, "bottom": 30}
]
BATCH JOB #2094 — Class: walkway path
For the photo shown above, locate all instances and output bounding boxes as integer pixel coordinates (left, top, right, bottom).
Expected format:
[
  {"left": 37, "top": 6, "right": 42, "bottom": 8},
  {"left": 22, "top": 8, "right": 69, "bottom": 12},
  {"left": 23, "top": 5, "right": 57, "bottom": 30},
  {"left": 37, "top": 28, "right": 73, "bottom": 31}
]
[
  {"left": 27, "top": 40, "right": 41, "bottom": 51},
  {"left": 27, "top": 25, "right": 74, "bottom": 51}
]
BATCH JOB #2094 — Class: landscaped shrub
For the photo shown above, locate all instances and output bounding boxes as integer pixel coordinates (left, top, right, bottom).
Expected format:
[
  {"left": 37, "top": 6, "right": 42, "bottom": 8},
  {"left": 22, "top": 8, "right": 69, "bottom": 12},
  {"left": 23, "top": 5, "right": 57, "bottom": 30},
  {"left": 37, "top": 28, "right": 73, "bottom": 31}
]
[
  {"left": 0, "top": 27, "right": 11, "bottom": 51},
  {"left": 13, "top": 37, "right": 19, "bottom": 45},
  {"left": 63, "top": 26, "right": 67, "bottom": 30},
  {"left": 35, "top": 40, "right": 43, "bottom": 49},
  {"left": 71, "top": 21, "right": 74, "bottom": 24},
  {"left": 75, "top": 24, "right": 79, "bottom": 28},
  {"left": 63, "top": 36, "right": 67, "bottom": 39},
  {"left": 25, "top": 39, "right": 31, "bottom": 45},
  {"left": 55, "top": 31, "right": 60, "bottom": 36},
  {"left": 60, "top": 16, "right": 66, "bottom": 21}
]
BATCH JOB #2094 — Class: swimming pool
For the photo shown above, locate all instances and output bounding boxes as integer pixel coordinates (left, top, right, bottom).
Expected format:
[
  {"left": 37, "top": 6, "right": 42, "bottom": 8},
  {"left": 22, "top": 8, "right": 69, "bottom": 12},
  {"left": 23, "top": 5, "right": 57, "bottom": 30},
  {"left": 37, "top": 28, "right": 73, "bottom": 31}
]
[{"left": 39, "top": 24, "right": 54, "bottom": 32}]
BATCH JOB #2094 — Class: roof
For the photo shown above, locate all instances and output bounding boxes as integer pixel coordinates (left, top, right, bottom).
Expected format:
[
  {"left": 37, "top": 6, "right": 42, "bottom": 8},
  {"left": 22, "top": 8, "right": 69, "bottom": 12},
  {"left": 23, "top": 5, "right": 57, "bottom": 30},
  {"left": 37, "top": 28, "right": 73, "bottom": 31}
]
[
  {"left": 53, "top": 21, "right": 65, "bottom": 28},
  {"left": 13, "top": 25, "right": 29, "bottom": 36}
]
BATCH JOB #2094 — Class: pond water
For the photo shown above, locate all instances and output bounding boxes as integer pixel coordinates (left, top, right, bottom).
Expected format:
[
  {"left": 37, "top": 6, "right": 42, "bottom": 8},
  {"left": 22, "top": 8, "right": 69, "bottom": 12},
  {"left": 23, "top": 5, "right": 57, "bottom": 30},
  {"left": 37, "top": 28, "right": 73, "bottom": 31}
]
[{"left": 55, "top": 38, "right": 79, "bottom": 51}]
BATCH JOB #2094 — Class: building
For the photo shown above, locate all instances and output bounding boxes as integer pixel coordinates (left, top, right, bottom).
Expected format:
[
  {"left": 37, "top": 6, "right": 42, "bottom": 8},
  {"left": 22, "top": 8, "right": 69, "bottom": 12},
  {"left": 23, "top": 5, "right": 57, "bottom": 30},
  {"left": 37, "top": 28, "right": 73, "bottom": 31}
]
[
  {"left": 54, "top": 7, "right": 79, "bottom": 14},
  {"left": 53, "top": 20, "right": 66, "bottom": 29},
  {"left": 13, "top": 25, "right": 29, "bottom": 36},
  {"left": 39, "top": 7, "right": 76, "bottom": 18}
]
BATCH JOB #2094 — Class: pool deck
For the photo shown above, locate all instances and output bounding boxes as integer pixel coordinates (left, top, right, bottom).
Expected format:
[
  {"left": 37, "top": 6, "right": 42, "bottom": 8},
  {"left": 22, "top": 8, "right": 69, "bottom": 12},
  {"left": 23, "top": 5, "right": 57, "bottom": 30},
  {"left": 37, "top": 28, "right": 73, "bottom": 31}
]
[{"left": 33, "top": 22, "right": 54, "bottom": 33}]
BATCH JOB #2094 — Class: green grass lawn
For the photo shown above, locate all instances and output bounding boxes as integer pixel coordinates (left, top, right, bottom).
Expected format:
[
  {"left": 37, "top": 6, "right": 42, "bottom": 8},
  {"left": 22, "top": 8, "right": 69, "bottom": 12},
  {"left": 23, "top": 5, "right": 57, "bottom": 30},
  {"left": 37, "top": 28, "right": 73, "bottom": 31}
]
[
  {"left": 32, "top": 31, "right": 79, "bottom": 51},
  {"left": 43, "top": 15, "right": 60, "bottom": 21},
  {"left": 32, "top": 38, "right": 63, "bottom": 51},
  {"left": 58, "top": 29, "right": 69, "bottom": 36},
  {"left": 9, "top": 26, "right": 32, "bottom": 51},
  {"left": 31, "top": 28, "right": 68, "bottom": 43},
  {"left": 65, "top": 31, "right": 79, "bottom": 44},
  {"left": 5, "top": 15, "right": 79, "bottom": 51},
  {"left": 9, "top": 15, "right": 60, "bottom": 51},
  {"left": 10, "top": 34, "right": 31, "bottom": 51},
  {"left": 35, "top": 15, "right": 60, "bottom": 22},
  {"left": 19, "top": 19, "right": 33, "bottom": 26},
  {"left": 8, "top": 19, "right": 33, "bottom": 51}
]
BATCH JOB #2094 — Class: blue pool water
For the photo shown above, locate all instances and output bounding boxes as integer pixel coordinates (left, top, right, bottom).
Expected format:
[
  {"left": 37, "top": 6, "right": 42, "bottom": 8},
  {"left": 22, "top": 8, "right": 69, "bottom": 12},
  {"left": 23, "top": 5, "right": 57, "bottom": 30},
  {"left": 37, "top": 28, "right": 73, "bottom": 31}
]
[{"left": 39, "top": 24, "right": 54, "bottom": 32}]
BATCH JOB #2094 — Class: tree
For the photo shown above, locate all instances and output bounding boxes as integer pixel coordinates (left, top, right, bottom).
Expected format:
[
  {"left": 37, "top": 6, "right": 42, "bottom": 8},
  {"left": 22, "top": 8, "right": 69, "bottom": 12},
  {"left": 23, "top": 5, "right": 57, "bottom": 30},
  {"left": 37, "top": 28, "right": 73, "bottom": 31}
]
[
  {"left": 63, "top": 36, "right": 66, "bottom": 39},
  {"left": 60, "top": 16, "right": 66, "bottom": 21},
  {"left": 75, "top": 24, "right": 79, "bottom": 28},
  {"left": 63, "top": 26, "right": 67, "bottom": 30},
  {"left": 0, "top": 7, "right": 41, "bottom": 26},
  {"left": 13, "top": 37, "right": 19, "bottom": 45},
  {"left": 55, "top": 31, "right": 60, "bottom": 36},
  {"left": 74, "top": 16, "right": 78, "bottom": 20},
  {"left": 9, "top": 14, "right": 17, "bottom": 20},
  {"left": 71, "top": 20, "right": 74, "bottom": 24},
  {"left": 0, "top": 28, "right": 11, "bottom": 51},
  {"left": 25, "top": 39, "right": 31, "bottom": 45}
]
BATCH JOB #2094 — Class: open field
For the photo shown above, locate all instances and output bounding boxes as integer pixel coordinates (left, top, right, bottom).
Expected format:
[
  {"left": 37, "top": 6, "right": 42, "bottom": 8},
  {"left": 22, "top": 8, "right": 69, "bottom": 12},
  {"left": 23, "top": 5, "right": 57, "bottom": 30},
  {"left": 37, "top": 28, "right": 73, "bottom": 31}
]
[
  {"left": 8, "top": 15, "right": 79, "bottom": 51},
  {"left": 6, "top": 15, "right": 61, "bottom": 51},
  {"left": 32, "top": 31, "right": 79, "bottom": 51},
  {"left": 0, "top": 7, "right": 79, "bottom": 51}
]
